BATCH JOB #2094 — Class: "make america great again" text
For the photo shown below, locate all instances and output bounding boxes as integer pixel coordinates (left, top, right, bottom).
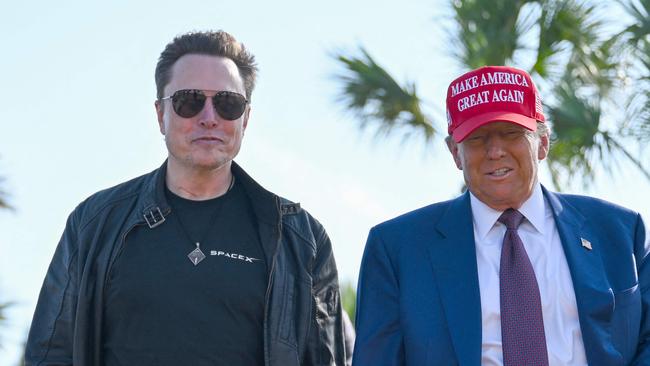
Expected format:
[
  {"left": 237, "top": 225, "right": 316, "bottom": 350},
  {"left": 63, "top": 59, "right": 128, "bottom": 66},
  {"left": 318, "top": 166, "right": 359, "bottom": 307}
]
[{"left": 450, "top": 71, "right": 529, "bottom": 112}]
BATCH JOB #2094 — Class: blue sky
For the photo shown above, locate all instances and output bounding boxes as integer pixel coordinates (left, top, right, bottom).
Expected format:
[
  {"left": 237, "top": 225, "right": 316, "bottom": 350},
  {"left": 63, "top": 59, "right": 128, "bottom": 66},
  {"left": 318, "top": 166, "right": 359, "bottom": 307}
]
[{"left": 1, "top": 0, "right": 649, "bottom": 363}]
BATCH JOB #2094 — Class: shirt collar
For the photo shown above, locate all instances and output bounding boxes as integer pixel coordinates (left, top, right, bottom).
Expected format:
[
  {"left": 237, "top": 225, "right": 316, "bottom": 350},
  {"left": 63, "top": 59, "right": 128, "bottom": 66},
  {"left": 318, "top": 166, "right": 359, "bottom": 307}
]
[
  {"left": 517, "top": 183, "right": 547, "bottom": 235},
  {"left": 469, "top": 183, "right": 547, "bottom": 241}
]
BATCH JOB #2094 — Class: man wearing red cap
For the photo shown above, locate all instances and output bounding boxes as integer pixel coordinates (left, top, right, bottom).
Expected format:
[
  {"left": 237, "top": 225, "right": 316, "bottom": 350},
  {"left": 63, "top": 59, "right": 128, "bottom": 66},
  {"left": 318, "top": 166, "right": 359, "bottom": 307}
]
[{"left": 353, "top": 66, "right": 650, "bottom": 365}]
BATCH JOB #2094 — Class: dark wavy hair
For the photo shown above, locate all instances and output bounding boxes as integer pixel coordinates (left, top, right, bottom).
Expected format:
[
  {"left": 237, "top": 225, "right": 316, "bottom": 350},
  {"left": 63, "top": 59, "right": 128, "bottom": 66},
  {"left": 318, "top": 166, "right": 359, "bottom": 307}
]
[{"left": 155, "top": 30, "right": 258, "bottom": 101}]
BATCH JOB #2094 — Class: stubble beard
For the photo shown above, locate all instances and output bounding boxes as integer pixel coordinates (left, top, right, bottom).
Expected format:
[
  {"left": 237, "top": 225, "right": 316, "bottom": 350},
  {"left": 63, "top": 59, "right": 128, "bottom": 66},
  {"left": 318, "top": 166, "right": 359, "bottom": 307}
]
[{"left": 168, "top": 142, "right": 242, "bottom": 174}]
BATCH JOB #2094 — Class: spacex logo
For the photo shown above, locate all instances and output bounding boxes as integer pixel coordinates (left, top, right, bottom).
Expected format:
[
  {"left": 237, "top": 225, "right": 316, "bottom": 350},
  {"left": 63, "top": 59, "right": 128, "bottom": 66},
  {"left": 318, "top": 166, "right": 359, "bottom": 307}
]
[{"left": 210, "top": 250, "right": 260, "bottom": 263}]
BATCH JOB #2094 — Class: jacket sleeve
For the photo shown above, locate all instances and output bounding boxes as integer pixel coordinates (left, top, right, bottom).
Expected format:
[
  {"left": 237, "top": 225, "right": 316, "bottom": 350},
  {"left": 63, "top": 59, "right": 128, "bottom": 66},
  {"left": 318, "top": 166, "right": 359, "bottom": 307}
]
[
  {"left": 25, "top": 210, "right": 80, "bottom": 366},
  {"left": 352, "top": 227, "right": 404, "bottom": 366},
  {"left": 631, "top": 213, "right": 650, "bottom": 365},
  {"left": 304, "top": 224, "right": 346, "bottom": 366}
]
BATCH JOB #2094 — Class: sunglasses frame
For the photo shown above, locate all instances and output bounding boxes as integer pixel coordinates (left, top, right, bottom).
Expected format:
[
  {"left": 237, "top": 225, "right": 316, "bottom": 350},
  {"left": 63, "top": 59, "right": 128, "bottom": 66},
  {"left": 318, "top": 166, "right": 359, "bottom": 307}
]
[{"left": 161, "top": 89, "right": 249, "bottom": 120}]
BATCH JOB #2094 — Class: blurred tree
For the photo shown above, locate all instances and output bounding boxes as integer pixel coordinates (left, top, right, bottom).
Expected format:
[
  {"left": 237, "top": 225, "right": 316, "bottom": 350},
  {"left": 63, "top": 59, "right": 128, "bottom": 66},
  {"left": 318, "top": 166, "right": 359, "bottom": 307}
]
[
  {"left": 0, "top": 302, "right": 8, "bottom": 325},
  {"left": 0, "top": 178, "right": 10, "bottom": 209},
  {"left": 0, "top": 300, "right": 12, "bottom": 353},
  {"left": 334, "top": 0, "right": 650, "bottom": 189},
  {"left": 0, "top": 169, "right": 13, "bottom": 352},
  {"left": 340, "top": 280, "right": 357, "bottom": 325}
]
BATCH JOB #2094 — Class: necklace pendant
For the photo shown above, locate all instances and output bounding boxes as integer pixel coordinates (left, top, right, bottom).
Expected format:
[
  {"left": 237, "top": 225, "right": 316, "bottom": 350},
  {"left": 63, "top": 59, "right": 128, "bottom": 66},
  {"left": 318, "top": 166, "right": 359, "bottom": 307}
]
[{"left": 188, "top": 242, "right": 206, "bottom": 266}]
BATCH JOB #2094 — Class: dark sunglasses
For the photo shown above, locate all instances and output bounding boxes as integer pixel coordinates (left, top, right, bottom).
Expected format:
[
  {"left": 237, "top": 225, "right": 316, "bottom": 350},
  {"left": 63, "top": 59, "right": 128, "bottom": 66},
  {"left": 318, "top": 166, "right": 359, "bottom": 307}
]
[{"left": 161, "top": 89, "right": 248, "bottom": 120}]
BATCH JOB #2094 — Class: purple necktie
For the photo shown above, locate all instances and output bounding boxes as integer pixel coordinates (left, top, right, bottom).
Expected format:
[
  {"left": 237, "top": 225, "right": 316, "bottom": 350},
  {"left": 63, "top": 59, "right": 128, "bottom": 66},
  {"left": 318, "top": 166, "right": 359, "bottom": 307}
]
[{"left": 499, "top": 208, "right": 549, "bottom": 366}]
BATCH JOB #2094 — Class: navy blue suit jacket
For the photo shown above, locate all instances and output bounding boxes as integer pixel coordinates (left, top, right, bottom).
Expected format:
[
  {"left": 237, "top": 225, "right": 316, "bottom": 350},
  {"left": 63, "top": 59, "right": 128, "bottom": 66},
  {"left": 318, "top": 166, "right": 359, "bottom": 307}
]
[{"left": 353, "top": 187, "right": 650, "bottom": 365}]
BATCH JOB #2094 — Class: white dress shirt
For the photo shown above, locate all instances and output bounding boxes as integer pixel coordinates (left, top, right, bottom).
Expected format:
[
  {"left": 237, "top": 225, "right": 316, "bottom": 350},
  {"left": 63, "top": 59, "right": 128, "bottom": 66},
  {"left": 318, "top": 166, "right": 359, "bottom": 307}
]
[{"left": 470, "top": 183, "right": 588, "bottom": 365}]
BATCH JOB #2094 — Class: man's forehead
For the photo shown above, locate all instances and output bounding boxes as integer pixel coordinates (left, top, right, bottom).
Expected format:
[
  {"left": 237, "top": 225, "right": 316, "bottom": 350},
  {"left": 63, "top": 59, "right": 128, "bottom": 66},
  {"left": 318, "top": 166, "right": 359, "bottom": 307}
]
[{"left": 166, "top": 54, "right": 244, "bottom": 92}]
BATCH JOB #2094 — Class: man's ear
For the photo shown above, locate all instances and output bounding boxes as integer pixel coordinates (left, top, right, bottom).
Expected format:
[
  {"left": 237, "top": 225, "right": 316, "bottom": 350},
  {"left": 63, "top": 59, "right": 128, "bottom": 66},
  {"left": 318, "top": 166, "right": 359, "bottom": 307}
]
[
  {"left": 446, "top": 137, "right": 463, "bottom": 170},
  {"left": 538, "top": 133, "right": 549, "bottom": 161},
  {"left": 155, "top": 100, "right": 165, "bottom": 135}
]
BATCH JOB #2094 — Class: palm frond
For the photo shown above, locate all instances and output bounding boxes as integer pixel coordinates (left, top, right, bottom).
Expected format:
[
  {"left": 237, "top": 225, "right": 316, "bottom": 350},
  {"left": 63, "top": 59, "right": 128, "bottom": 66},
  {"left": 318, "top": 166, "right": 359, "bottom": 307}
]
[
  {"left": 0, "top": 176, "right": 11, "bottom": 210},
  {"left": 616, "top": 4, "right": 650, "bottom": 141},
  {"left": 535, "top": 0, "right": 614, "bottom": 92},
  {"left": 601, "top": 132, "right": 650, "bottom": 179},
  {"left": 545, "top": 76, "right": 601, "bottom": 188},
  {"left": 618, "top": 0, "right": 650, "bottom": 43},
  {"left": 329, "top": 0, "right": 650, "bottom": 190},
  {"left": 0, "top": 301, "right": 14, "bottom": 349},
  {"left": 450, "top": 0, "right": 532, "bottom": 68},
  {"left": 0, "top": 302, "right": 8, "bottom": 323},
  {"left": 622, "top": 85, "right": 650, "bottom": 141},
  {"left": 547, "top": 69, "right": 650, "bottom": 188},
  {"left": 333, "top": 47, "right": 436, "bottom": 142}
]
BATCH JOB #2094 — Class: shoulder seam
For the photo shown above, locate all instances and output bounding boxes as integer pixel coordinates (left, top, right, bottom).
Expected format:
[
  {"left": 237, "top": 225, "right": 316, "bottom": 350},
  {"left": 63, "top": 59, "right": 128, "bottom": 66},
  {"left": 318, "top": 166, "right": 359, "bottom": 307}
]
[{"left": 77, "top": 191, "right": 141, "bottom": 232}]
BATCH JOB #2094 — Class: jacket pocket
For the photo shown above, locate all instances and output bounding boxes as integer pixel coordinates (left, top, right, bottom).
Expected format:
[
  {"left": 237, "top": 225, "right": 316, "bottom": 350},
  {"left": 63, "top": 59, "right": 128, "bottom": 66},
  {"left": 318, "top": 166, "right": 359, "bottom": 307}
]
[
  {"left": 279, "top": 271, "right": 296, "bottom": 344},
  {"left": 611, "top": 283, "right": 641, "bottom": 362},
  {"left": 613, "top": 284, "right": 639, "bottom": 309}
]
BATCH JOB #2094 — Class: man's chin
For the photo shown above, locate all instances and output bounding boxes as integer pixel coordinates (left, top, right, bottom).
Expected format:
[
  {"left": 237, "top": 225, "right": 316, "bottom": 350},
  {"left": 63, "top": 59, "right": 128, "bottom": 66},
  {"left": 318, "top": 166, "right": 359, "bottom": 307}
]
[
  {"left": 170, "top": 154, "right": 234, "bottom": 173},
  {"left": 193, "top": 159, "right": 233, "bottom": 172},
  {"left": 472, "top": 189, "right": 525, "bottom": 211}
]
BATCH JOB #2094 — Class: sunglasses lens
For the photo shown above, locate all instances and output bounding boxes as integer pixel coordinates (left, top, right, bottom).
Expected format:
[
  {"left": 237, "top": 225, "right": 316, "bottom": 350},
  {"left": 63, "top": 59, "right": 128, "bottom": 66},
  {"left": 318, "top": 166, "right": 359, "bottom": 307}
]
[
  {"left": 213, "top": 92, "right": 247, "bottom": 120},
  {"left": 172, "top": 90, "right": 206, "bottom": 118}
]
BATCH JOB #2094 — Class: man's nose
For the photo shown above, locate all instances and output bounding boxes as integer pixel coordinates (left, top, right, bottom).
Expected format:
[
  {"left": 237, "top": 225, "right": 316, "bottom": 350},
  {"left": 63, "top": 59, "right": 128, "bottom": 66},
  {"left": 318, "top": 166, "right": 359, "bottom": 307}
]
[
  {"left": 198, "top": 98, "right": 220, "bottom": 127},
  {"left": 485, "top": 135, "right": 506, "bottom": 159}
]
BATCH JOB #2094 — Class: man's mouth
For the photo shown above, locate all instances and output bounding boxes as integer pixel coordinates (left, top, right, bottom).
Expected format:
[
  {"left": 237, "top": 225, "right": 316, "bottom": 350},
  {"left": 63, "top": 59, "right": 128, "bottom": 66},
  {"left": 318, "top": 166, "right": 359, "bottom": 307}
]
[
  {"left": 488, "top": 168, "right": 512, "bottom": 177},
  {"left": 193, "top": 136, "right": 223, "bottom": 143}
]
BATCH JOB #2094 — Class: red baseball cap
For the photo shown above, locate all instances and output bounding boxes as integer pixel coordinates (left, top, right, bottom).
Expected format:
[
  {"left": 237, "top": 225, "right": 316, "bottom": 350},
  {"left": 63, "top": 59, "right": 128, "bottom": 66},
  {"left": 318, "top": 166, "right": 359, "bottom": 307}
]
[{"left": 446, "top": 66, "right": 545, "bottom": 142}]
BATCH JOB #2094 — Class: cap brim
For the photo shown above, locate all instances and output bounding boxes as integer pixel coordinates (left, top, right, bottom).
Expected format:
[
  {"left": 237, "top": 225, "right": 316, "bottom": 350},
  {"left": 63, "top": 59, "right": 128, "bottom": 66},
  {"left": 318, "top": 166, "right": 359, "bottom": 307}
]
[{"left": 451, "top": 111, "right": 539, "bottom": 143}]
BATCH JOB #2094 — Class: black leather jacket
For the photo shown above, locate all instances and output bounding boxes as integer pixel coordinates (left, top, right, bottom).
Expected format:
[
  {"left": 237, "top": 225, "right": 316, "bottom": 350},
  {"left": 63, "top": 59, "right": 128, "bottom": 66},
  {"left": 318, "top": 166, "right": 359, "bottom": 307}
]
[{"left": 25, "top": 161, "right": 346, "bottom": 365}]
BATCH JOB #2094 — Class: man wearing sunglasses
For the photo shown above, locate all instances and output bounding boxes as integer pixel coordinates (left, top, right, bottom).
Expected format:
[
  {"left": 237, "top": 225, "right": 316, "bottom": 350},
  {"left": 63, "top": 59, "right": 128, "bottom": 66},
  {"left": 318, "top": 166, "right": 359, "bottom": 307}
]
[{"left": 26, "top": 30, "right": 346, "bottom": 366}]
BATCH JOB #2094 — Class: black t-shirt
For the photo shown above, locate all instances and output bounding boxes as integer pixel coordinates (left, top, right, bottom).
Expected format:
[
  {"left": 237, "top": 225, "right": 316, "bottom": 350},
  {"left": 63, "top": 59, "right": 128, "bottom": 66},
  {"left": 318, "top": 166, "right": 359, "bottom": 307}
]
[{"left": 103, "top": 179, "right": 268, "bottom": 366}]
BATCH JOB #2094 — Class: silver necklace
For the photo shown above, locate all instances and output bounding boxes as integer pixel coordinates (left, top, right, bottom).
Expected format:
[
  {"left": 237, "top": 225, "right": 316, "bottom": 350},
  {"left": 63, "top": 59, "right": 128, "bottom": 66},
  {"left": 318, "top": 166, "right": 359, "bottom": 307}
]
[{"left": 172, "top": 175, "right": 235, "bottom": 266}]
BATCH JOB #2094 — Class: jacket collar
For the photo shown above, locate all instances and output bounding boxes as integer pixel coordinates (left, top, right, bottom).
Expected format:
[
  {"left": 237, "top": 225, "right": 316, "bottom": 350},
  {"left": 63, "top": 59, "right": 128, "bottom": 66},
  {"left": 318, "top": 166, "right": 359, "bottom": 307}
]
[
  {"left": 231, "top": 161, "right": 280, "bottom": 226},
  {"left": 469, "top": 183, "right": 547, "bottom": 241},
  {"left": 137, "top": 160, "right": 281, "bottom": 229}
]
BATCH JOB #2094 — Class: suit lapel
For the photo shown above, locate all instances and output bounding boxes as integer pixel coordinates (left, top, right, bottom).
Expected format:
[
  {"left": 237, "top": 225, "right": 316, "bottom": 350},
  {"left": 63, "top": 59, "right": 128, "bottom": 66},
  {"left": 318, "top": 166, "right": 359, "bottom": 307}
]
[
  {"left": 542, "top": 187, "right": 618, "bottom": 363},
  {"left": 427, "top": 192, "right": 482, "bottom": 366}
]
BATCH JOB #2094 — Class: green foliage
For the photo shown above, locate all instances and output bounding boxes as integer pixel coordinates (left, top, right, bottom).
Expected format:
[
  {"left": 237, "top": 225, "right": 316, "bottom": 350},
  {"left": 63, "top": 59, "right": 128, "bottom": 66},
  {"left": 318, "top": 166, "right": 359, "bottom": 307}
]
[
  {"left": 546, "top": 77, "right": 601, "bottom": 186},
  {"left": 0, "top": 161, "right": 12, "bottom": 209},
  {"left": 340, "top": 281, "right": 357, "bottom": 326},
  {"left": 451, "top": 0, "right": 646, "bottom": 189},
  {"left": 619, "top": 0, "right": 650, "bottom": 43},
  {"left": 0, "top": 167, "right": 14, "bottom": 354},
  {"left": 333, "top": 0, "right": 650, "bottom": 189},
  {"left": 451, "top": 0, "right": 531, "bottom": 67},
  {"left": 0, "top": 302, "right": 8, "bottom": 324},
  {"left": 0, "top": 189, "right": 10, "bottom": 210},
  {"left": 0, "top": 300, "right": 14, "bottom": 350},
  {"left": 618, "top": 0, "right": 650, "bottom": 143},
  {"left": 334, "top": 48, "right": 436, "bottom": 144}
]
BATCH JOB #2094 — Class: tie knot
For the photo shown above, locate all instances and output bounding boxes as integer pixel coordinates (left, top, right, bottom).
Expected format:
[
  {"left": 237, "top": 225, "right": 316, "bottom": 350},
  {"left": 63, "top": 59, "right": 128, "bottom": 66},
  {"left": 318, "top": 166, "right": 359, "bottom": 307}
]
[{"left": 498, "top": 208, "right": 525, "bottom": 230}]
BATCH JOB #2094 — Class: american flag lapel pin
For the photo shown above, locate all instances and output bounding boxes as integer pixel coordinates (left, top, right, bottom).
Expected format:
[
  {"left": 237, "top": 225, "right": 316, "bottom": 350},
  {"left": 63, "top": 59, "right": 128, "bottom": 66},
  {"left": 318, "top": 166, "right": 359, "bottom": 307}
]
[{"left": 581, "top": 238, "right": 592, "bottom": 251}]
